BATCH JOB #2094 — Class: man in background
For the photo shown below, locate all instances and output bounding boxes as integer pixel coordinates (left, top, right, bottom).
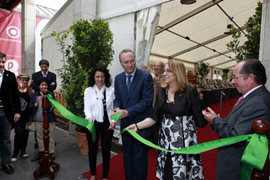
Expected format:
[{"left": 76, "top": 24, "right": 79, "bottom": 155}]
[
  {"left": 31, "top": 59, "right": 57, "bottom": 148},
  {"left": 202, "top": 59, "right": 270, "bottom": 180},
  {"left": 32, "top": 59, "right": 57, "bottom": 92},
  {"left": 113, "top": 49, "right": 153, "bottom": 180},
  {"left": 0, "top": 52, "right": 21, "bottom": 175},
  {"left": 152, "top": 60, "right": 164, "bottom": 106}
]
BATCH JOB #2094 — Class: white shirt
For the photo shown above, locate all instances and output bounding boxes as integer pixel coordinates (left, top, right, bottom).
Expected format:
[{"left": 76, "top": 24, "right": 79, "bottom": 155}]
[
  {"left": 243, "top": 85, "right": 262, "bottom": 98},
  {"left": 125, "top": 68, "right": 136, "bottom": 85},
  {"left": 0, "top": 70, "right": 4, "bottom": 88},
  {"left": 84, "top": 85, "right": 115, "bottom": 123}
]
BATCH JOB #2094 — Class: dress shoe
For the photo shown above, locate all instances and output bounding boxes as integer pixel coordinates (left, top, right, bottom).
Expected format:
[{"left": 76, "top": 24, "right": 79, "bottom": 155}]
[
  {"left": 31, "top": 152, "right": 44, "bottom": 162},
  {"left": 2, "top": 164, "right": 14, "bottom": 174}
]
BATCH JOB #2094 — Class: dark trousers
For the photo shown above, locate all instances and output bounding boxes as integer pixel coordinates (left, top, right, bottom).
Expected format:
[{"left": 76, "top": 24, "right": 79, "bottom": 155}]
[
  {"left": 122, "top": 133, "right": 149, "bottom": 180},
  {"left": 0, "top": 109, "right": 11, "bottom": 166},
  {"left": 13, "top": 121, "right": 29, "bottom": 154},
  {"left": 86, "top": 120, "right": 113, "bottom": 178}
]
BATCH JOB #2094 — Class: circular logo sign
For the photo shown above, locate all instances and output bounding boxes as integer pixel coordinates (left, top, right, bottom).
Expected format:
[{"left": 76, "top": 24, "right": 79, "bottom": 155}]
[
  {"left": 6, "top": 26, "right": 20, "bottom": 39},
  {"left": 5, "top": 59, "right": 19, "bottom": 75}
]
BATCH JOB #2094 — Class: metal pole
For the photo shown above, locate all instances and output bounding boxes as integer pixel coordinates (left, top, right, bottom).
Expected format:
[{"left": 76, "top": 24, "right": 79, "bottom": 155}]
[{"left": 219, "top": 90, "right": 223, "bottom": 116}]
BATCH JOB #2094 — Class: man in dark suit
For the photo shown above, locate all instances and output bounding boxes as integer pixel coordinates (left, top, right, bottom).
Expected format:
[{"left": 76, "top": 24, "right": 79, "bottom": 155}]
[
  {"left": 31, "top": 59, "right": 57, "bottom": 92},
  {"left": 202, "top": 59, "right": 270, "bottom": 180},
  {"left": 113, "top": 49, "right": 153, "bottom": 180},
  {"left": 0, "top": 52, "right": 21, "bottom": 175}
]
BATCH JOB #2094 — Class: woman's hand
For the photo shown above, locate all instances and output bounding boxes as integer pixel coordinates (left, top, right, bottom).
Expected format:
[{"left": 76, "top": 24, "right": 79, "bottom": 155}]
[
  {"left": 108, "top": 122, "right": 116, "bottom": 130},
  {"left": 126, "top": 124, "right": 138, "bottom": 132},
  {"left": 88, "top": 117, "right": 93, "bottom": 123}
]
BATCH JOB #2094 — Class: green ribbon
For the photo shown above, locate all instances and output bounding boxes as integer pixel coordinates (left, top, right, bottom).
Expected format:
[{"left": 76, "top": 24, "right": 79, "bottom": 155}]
[
  {"left": 120, "top": 129, "right": 268, "bottom": 179},
  {"left": 111, "top": 112, "right": 121, "bottom": 122},
  {"left": 113, "top": 114, "right": 269, "bottom": 179},
  {"left": 44, "top": 94, "right": 96, "bottom": 142},
  {"left": 241, "top": 133, "right": 268, "bottom": 179}
]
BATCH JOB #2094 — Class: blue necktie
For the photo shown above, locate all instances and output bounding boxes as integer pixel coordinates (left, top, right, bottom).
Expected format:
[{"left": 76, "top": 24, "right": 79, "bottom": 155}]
[{"left": 127, "top": 75, "right": 132, "bottom": 92}]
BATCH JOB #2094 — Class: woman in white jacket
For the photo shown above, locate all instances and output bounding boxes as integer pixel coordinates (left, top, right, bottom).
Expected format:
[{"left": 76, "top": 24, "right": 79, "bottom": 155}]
[{"left": 84, "top": 66, "right": 116, "bottom": 180}]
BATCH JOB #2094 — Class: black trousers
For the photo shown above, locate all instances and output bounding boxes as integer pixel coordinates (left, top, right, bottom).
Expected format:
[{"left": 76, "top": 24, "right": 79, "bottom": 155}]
[
  {"left": 86, "top": 119, "right": 113, "bottom": 178},
  {"left": 13, "top": 120, "right": 29, "bottom": 154}
]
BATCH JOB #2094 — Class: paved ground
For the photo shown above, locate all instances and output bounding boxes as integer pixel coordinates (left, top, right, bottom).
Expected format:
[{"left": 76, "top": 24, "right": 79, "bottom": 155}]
[{"left": 0, "top": 119, "right": 122, "bottom": 180}]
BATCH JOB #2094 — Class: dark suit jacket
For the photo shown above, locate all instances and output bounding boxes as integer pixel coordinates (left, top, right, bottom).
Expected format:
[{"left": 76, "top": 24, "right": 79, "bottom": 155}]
[
  {"left": 114, "top": 68, "right": 154, "bottom": 138},
  {"left": 212, "top": 86, "right": 270, "bottom": 180},
  {"left": 1, "top": 70, "right": 21, "bottom": 124},
  {"left": 31, "top": 71, "right": 57, "bottom": 92}
]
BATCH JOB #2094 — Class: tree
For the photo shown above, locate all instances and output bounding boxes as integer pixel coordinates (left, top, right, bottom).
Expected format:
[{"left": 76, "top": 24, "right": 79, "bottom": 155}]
[
  {"left": 197, "top": 62, "right": 210, "bottom": 79},
  {"left": 226, "top": 2, "right": 262, "bottom": 62},
  {"left": 51, "top": 18, "right": 114, "bottom": 123}
]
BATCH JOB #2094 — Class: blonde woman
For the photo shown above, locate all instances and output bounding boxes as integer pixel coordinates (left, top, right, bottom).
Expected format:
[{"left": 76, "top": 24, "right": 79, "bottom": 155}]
[{"left": 127, "top": 60, "right": 207, "bottom": 180}]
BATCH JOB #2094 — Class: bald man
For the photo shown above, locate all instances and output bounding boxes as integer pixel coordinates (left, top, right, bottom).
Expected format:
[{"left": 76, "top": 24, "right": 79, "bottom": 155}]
[{"left": 153, "top": 61, "right": 165, "bottom": 106}]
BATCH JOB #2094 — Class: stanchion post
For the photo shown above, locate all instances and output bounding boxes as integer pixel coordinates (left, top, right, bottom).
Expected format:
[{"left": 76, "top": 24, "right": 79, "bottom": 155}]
[
  {"left": 251, "top": 119, "right": 270, "bottom": 180},
  {"left": 33, "top": 90, "right": 60, "bottom": 179},
  {"left": 219, "top": 90, "right": 223, "bottom": 116}
]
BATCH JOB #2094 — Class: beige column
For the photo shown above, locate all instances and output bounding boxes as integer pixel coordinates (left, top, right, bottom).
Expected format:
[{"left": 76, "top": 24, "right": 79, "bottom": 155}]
[
  {"left": 21, "top": 0, "right": 36, "bottom": 76},
  {"left": 259, "top": 0, "right": 270, "bottom": 90}
]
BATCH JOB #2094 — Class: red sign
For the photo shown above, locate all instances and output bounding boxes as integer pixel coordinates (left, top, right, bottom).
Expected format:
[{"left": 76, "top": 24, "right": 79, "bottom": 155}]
[
  {"left": 0, "top": 11, "right": 21, "bottom": 75},
  {"left": 0, "top": 11, "right": 44, "bottom": 75}
]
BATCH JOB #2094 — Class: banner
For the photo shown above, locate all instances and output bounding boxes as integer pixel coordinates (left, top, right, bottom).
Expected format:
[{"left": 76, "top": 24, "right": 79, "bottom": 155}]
[
  {"left": 0, "top": 10, "right": 46, "bottom": 75},
  {"left": 0, "top": 11, "right": 21, "bottom": 75}
]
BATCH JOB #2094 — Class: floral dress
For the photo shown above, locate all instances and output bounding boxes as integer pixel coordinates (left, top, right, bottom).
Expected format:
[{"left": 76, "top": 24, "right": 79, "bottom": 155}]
[{"left": 151, "top": 87, "right": 207, "bottom": 180}]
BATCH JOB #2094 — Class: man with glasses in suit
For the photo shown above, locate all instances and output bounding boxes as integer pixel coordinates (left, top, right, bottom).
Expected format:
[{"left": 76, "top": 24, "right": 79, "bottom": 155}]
[{"left": 202, "top": 59, "right": 270, "bottom": 180}]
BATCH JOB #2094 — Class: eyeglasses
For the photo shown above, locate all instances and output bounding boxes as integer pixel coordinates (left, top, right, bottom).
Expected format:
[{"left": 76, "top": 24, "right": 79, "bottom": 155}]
[{"left": 232, "top": 74, "right": 249, "bottom": 80}]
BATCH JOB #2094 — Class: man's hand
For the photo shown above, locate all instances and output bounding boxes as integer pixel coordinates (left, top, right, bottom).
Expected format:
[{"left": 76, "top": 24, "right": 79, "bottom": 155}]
[
  {"left": 202, "top": 107, "right": 219, "bottom": 124},
  {"left": 108, "top": 122, "right": 116, "bottom": 130},
  {"left": 115, "top": 109, "right": 128, "bottom": 119},
  {"left": 111, "top": 108, "right": 119, "bottom": 116},
  {"left": 14, "top": 113, "right": 21, "bottom": 123}
]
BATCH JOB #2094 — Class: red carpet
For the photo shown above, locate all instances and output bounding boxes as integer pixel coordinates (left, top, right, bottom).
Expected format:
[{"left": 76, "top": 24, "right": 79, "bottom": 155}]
[
  {"left": 82, "top": 148, "right": 159, "bottom": 180},
  {"left": 198, "top": 97, "right": 238, "bottom": 180},
  {"left": 82, "top": 97, "right": 239, "bottom": 180}
]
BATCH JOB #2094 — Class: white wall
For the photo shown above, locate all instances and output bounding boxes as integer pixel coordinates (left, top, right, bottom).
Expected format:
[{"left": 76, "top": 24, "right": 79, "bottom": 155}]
[{"left": 106, "top": 13, "right": 135, "bottom": 84}]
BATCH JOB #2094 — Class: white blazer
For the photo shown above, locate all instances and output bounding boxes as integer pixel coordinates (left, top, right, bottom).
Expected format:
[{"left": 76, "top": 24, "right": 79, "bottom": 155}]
[{"left": 84, "top": 86, "right": 115, "bottom": 123}]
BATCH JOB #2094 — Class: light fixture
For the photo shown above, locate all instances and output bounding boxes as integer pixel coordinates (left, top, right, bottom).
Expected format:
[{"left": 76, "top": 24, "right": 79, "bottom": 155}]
[{"left": 180, "top": 0, "right": 196, "bottom": 5}]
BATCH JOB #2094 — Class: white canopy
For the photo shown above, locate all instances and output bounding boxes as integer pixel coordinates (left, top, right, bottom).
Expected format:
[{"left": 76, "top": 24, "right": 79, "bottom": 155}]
[{"left": 149, "top": 0, "right": 261, "bottom": 70}]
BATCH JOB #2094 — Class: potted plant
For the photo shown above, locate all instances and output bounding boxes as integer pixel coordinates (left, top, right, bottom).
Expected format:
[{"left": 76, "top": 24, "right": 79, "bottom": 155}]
[
  {"left": 52, "top": 18, "right": 114, "bottom": 155},
  {"left": 197, "top": 62, "right": 210, "bottom": 89},
  {"left": 222, "top": 69, "right": 229, "bottom": 81}
]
